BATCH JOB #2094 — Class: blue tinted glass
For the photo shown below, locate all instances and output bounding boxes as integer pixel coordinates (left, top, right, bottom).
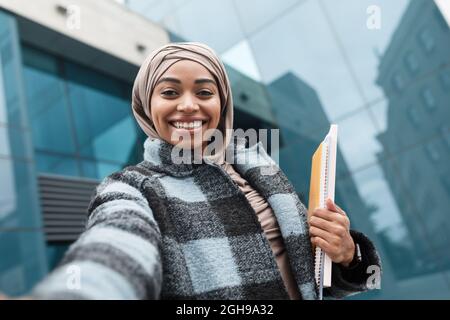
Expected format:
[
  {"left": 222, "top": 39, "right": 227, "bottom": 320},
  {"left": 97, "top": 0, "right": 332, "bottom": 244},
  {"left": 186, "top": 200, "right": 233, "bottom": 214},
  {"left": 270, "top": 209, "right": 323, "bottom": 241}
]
[
  {"left": 267, "top": 72, "right": 331, "bottom": 144},
  {"left": 46, "top": 244, "right": 69, "bottom": 270},
  {"left": 163, "top": 0, "right": 245, "bottom": 53},
  {"left": 64, "top": 61, "right": 136, "bottom": 164},
  {"left": 0, "top": 153, "right": 43, "bottom": 230},
  {"left": 22, "top": 46, "right": 77, "bottom": 154},
  {"left": 0, "top": 11, "right": 27, "bottom": 127},
  {"left": 232, "top": 0, "right": 300, "bottom": 36},
  {"left": 0, "top": 125, "right": 32, "bottom": 159},
  {"left": 0, "top": 11, "right": 48, "bottom": 296},
  {"left": 380, "top": 140, "right": 450, "bottom": 280},
  {"left": 335, "top": 109, "right": 381, "bottom": 171},
  {"left": 343, "top": 162, "right": 450, "bottom": 298},
  {"left": 35, "top": 152, "right": 80, "bottom": 177},
  {"left": 373, "top": 64, "right": 450, "bottom": 154},
  {"left": 249, "top": 0, "right": 366, "bottom": 120},
  {"left": 0, "top": 231, "right": 47, "bottom": 296},
  {"left": 81, "top": 159, "right": 122, "bottom": 180}
]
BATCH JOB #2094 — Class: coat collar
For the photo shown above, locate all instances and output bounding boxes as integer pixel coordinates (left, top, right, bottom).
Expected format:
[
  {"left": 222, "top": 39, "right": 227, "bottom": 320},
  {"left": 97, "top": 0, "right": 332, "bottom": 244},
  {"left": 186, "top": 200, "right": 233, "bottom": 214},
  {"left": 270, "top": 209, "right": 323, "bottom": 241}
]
[{"left": 142, "top": 137, "right": 274, "bottom": 177}]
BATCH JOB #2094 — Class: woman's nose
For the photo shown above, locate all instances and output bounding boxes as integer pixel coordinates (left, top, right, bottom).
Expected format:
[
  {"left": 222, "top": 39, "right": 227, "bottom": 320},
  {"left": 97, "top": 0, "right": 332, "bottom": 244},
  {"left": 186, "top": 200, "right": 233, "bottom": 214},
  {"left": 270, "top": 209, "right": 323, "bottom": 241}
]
[{"left": 177, "top": 94, "right": 199, "bottom": 113}]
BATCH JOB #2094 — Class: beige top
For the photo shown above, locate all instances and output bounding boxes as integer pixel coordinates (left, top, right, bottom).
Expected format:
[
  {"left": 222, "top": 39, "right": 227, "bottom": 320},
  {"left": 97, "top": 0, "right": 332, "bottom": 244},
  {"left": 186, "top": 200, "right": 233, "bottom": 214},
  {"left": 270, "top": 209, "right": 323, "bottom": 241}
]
[{"left": 220, "top": 162, "right": 301, "bottom": 300}]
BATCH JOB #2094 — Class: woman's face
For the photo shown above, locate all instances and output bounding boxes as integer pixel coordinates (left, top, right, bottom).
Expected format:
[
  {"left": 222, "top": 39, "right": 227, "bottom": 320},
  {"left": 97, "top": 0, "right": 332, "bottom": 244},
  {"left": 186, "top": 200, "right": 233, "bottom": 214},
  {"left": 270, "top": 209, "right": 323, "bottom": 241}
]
[{"left": 150, "top": 60, "right": 221, "bottom": 149}]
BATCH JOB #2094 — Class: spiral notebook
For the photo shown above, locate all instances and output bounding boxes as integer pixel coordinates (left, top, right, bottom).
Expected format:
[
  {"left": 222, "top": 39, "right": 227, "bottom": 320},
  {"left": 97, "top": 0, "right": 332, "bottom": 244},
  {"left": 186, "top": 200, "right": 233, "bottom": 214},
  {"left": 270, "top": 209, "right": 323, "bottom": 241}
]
[{"left": 308, "top": 124, "right": 338, "bottom": 300}]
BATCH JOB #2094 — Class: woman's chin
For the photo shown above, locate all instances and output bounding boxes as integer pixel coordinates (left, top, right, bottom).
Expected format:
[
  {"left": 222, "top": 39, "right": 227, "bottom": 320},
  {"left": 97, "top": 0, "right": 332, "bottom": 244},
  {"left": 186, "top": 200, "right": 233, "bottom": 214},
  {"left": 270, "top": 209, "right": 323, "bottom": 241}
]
[
  {"left": 169, "top": 134, "right": 205, "bottom": 150},
  {"left": 168, "top": 127, "right": 209, "bottom": 147}
]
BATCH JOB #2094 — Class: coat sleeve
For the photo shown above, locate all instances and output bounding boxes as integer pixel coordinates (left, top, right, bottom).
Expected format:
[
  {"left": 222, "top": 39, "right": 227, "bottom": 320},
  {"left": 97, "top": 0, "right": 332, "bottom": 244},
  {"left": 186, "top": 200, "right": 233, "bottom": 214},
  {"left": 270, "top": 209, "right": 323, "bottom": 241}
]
[
  {"left": 324, "top": 230, "right": 382, "bottom": 299},
  {"left": 30, "top": 168, "right": 163, "bottom": 300}
]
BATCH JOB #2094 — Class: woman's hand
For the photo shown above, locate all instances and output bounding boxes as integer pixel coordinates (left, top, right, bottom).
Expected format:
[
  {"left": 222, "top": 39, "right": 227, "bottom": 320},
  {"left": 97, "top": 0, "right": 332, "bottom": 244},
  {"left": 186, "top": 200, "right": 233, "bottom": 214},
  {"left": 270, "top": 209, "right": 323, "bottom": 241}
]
[{"left": 308, "top": 198, "right": 355, "bottom": 267}]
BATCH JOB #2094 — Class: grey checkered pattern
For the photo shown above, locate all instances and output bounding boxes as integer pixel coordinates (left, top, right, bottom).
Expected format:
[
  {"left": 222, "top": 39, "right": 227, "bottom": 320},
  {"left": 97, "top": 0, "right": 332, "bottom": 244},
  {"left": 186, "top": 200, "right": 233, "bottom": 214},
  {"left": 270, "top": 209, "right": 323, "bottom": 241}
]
[{"left": 31, "top": 137, "right": 381, "bottom": 300}]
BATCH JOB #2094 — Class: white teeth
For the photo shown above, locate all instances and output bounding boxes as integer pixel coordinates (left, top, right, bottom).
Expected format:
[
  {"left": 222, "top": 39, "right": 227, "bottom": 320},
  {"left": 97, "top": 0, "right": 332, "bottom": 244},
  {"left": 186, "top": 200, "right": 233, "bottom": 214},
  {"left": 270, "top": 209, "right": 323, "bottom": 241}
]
[{"left": 172, "top": 121, "right": 203, "bottom": 129}]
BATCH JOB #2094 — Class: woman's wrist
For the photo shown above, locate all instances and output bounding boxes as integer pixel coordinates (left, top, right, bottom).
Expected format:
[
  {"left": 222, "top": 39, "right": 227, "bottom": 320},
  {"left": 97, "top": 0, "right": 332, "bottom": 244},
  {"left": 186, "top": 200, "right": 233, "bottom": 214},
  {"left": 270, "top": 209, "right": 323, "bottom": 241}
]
[
  {"left": 340, "top": 244, "right": 356, "bottom": 267},
  {"left": 341, "top": 243, "right": 362, "bottom": 269}
]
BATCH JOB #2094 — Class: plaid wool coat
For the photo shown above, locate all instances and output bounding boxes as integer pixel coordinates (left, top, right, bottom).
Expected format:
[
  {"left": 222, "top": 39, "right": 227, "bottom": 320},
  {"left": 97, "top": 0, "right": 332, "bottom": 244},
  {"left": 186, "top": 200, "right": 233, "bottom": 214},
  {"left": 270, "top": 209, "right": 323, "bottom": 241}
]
[{"left": 32, "top": 137, "right": 381, "bottom": 300}]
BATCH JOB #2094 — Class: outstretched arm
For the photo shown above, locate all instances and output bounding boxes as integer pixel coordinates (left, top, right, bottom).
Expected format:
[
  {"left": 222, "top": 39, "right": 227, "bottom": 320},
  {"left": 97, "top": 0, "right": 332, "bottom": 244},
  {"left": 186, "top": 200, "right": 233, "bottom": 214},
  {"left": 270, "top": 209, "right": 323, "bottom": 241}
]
[{"left": 31, "top": 169, "right": 163, "bottom": 300}]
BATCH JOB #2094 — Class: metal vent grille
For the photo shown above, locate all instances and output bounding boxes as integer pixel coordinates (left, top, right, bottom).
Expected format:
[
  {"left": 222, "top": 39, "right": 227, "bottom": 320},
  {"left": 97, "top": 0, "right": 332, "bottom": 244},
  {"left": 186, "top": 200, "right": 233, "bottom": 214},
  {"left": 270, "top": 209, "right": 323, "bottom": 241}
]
[{"left": 38, "top": 174, "right": 99, "bottom": 243}]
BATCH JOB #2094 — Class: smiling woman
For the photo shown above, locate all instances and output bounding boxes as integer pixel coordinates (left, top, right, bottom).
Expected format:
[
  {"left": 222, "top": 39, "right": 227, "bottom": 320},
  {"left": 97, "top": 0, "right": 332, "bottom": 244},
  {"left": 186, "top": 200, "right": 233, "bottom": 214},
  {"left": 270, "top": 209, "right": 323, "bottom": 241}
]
[
  {"left": 149, "top": 60, "right": 222, "bottom": 150},
  {"left": 131, "top": 42, "right": 234, "bottom": 165},
  {"left": 24, "top": 42, "right": 381, "bottom": 300}
]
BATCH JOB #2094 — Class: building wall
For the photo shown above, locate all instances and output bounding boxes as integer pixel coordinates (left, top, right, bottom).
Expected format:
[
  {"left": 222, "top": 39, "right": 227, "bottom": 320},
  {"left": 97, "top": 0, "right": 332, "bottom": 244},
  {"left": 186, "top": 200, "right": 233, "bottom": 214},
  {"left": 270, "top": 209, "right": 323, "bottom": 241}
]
[{"left": 0, "top": 0, "right": 169, "bottom": 67}]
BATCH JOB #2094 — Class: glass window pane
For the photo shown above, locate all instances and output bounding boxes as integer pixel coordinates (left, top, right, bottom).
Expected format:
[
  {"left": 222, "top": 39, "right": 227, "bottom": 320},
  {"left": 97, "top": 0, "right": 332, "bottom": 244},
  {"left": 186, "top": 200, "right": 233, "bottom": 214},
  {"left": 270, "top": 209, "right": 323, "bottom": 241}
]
[
  {"left": 374, "top": 62, "right": 449, "bottom": 153},
  {"left": 0, "top": 11, "right": 27, "bottom": 127},
  {"left": 388, "top": 140, "right": 450, "bottom": 278},
  {"left": 81, "top": 160, "right": 122, "bottom": 180},
  {"left": 35, "top": 152, "right": 80, "bottom": 177},
  {"left": 421, "top": 87, "right": 437, "bottom": 110},
  {"left": 404, "top": 52, "right": 420, "bottom": 74},
  {"left": 22, "top": 47, "right": 76, "bottom": 155},
  {"left": 318, "top": 0, "right": 410, "bottom": 103},
  {"left": 64, "top": 61, "right": 136, "bottom": 164},
  {"left": 249, "top": 0, "right": 366, "bottom": 121},
  {"left": 0, "top": 158, "right": 44, "bottom": 229},
  {"left": 441, "top": 125, "right": 450, "bottom": 148},
  {"left": 336, "top": 109, "right": 381, "bottom": 171},
  {"left": 170, "top": 0, "right": 246, "bottom": 53},
  {"left": 0, "top": 125, "right": 32, "bottom": 159},
  {"left": 0, "top": 231, "right": 47, "bottom": 296},
  {"left": 439, "top": 68, "right": 450, "bottom": 90},
  {"left": 232, "top": 0, "right": 300, "bottom": 35},
  {"left": 345, "top": 160, "right": 450, "bottom": 298},
  {"left": 406, "top": 105, "right": 421, "bottom": 127},
  {"left": 418, "top": 27, "right": 436, "bottom": 53},
  {"left": 424, "top": 140, "right": 441, "bottom": 162}
]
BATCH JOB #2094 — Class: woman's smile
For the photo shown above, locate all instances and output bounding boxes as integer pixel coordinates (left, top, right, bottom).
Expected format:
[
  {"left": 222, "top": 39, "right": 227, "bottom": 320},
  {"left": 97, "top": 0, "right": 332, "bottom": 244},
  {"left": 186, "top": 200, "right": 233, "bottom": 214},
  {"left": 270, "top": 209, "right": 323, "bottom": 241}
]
[{"left": 167, "top": 118, "right": 209, "bottom": 133}]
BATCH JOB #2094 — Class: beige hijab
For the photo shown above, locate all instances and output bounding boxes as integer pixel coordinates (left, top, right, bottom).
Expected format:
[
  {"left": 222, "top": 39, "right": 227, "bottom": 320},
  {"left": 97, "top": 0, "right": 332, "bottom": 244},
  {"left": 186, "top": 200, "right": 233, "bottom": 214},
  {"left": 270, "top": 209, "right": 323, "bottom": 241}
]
[{"left": 131, "top": 42, "right": 234, "bottom": 164}]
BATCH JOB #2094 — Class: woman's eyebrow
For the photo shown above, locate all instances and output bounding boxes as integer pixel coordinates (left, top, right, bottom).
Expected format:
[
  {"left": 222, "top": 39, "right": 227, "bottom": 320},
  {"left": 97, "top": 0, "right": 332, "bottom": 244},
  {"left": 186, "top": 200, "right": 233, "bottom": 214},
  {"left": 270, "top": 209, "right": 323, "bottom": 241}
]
[
  {"left": 194, "top": 78, "right": 216, "bottom": 85},
  {"left": 156, "top": 77, "right": 216, "bottom": 86}
]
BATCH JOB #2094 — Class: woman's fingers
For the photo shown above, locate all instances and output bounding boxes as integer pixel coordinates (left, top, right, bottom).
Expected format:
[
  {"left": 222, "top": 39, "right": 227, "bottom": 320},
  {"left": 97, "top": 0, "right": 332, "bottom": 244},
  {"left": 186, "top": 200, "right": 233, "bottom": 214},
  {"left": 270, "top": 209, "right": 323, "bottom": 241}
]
[
  {"left": 309, "top": 215, "right": 332, "bottom": 232},
  {"left": 309, "top": 215, "right": 347, "bottom": 236},
  {"left": 311, "top": 207, "right": 350, "bottom": 229},
  {"left": 311, "top": 236, "right": 333, "bottom": 253},
  {"left": 310, "top": 208, "right": 334, "bottom": 222},
  {"left": 326, "top": 198, "right": 347, "bottom": 215},
  {"left": 309, "top": 226, "right": 340, "bottom": 245}
]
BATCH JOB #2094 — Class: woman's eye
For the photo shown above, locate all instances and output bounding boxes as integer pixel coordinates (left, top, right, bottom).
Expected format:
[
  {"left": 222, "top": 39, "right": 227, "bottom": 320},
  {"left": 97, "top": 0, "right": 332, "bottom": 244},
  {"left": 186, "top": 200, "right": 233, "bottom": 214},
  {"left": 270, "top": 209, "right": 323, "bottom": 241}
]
[
  {"left": 161, "top": 90, "right": 178, "bottom": 97},
  {"left": 198, "top": 90, "right": 213, "bottom": 96}
]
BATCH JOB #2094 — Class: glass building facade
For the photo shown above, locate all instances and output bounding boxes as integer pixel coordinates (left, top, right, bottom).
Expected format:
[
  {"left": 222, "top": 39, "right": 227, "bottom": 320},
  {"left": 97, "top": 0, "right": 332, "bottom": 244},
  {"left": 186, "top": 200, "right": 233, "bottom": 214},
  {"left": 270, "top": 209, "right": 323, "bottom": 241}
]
[
  {"left": 21, "top": 45, "right": 143, "bottom": 180},
  {"left": 0, "top": 7, "right": 146, "bottom": 295},
  {"left": 0, "top": 0, "right": 449, "bottom": 299},
  {"left": 125, "top": 0, "right": 450, "bottom": 299}
]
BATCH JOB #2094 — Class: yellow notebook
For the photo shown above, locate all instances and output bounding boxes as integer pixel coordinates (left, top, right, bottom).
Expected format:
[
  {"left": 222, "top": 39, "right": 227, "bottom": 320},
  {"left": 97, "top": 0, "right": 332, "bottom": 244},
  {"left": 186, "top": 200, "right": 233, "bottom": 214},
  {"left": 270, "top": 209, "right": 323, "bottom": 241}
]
[{"left": 308, "top": 124, "right": 338, "bottom": 299}]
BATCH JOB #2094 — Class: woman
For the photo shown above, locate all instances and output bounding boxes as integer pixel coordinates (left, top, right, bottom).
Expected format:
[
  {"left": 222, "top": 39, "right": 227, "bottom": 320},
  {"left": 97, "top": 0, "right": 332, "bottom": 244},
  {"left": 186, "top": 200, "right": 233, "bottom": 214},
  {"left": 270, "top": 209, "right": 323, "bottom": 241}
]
[{"left": 30, "top": 42, "right": 381, "bottom": 300}]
